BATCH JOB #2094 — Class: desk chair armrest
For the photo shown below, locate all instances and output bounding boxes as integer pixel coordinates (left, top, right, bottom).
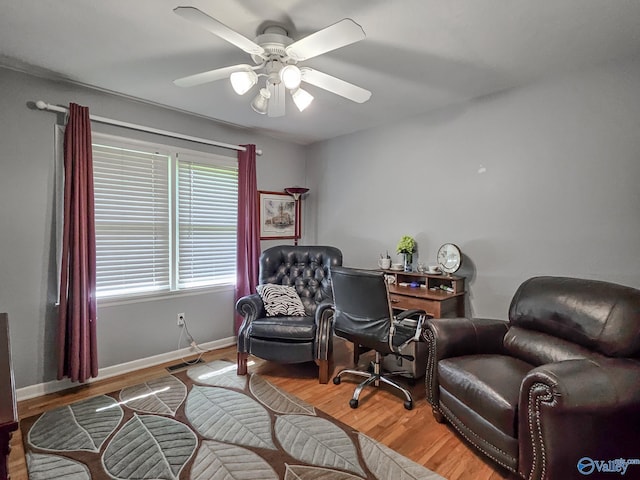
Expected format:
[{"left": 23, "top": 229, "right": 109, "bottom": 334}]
[
  {"left": 423, "top": 317, "right": 508, "bottom": 406},
  {"left": 519, "top": 358, "right": 640, "bottom": 480},
  {"left": 392, "top": 309, "right": 427, "bottom": 351}
]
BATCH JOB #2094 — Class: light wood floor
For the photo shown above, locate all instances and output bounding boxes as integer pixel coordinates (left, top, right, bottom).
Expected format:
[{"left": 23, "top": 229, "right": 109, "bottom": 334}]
[{"left": 9, "top": 338, "right": 510, "bottom": 480}]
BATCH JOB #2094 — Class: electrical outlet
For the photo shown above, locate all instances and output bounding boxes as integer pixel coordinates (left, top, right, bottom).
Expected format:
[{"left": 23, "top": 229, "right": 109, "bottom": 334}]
[{"left": 177, "top": 313, "right": 185, "bottom": 327}]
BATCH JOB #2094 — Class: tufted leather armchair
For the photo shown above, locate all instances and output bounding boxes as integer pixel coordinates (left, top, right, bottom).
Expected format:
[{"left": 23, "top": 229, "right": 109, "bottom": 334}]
[
  {"left": 424, "top": 276, "right": 640, "bottom": 480},
  {"left": 236, "top": 245, "right": 343, "bottom": 383}
]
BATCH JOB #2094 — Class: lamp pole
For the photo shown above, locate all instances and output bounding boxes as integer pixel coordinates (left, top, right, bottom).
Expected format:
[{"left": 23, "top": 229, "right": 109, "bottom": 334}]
[{"left": 284, "top": 187, "right": 309, "bottom": 246}]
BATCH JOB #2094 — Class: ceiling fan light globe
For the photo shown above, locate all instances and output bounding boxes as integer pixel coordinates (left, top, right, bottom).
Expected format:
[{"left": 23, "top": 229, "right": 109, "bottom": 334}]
[
  {"left": 251, "top": 88, "right": 271, "bottom": 114},
  {"left": 291, "top": 88, "right": 314, "bottom": 112},
  {"left": 280, "top": 65, "right": 302, "bottom": 90},
  {"left": 230, "top": 70, "right": 257, "bottom": 95}
]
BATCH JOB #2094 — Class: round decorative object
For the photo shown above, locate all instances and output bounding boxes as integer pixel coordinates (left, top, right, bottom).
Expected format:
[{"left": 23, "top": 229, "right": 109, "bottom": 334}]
[{"left": 436, "top": 243, "right": 462, "bottom": 274}]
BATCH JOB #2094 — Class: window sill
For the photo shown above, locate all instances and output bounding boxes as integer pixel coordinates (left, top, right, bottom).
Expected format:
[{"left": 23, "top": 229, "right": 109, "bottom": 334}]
[{"left": 97, "top": 284, "right": 235, "bottom": 308}]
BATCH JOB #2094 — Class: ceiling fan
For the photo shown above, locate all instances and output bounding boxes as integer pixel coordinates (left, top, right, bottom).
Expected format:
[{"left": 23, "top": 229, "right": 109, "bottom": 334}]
[{"left": 173, "top": 6, "right": 372, "bottom": 117}]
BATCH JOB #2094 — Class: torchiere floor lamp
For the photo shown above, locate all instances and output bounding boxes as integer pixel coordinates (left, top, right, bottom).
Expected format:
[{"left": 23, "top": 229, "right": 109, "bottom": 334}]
[{"left": 285, "top": 187, "right": 309, "bottom": 245}]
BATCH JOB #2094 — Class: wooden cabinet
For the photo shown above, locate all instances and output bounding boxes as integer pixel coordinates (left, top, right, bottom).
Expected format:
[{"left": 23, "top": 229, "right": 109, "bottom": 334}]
[
  {"left": 381, "top": 270, "right": 465, "bottom": 318},
  {"left": 0, "top": 313, "right": 17, "bottom": 480}
]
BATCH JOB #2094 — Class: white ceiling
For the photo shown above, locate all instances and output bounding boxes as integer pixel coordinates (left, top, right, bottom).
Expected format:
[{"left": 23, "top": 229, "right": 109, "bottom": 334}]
[{"left": 1, "top": 0, "right": 640, "bottom": 145}]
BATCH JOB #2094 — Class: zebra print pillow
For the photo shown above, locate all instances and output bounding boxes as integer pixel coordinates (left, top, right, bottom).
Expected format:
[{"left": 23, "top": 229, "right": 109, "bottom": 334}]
[{"left": 257, "top": 284, "right": 306, "bottom": 317}]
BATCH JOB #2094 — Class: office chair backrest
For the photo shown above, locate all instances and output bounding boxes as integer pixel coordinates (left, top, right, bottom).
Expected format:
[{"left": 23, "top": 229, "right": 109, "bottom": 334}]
[{"left": 330, "top": 266, "right": 394, "bottom": 355}]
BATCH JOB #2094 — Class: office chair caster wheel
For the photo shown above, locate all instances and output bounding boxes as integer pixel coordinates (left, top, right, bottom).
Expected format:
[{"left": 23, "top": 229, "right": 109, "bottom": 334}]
[
  {"left": 404, "top": 400, "right": 413, "bottom": 410},
  {"left": 333, "top": 376, "right": 341, "bottom": 385},
  {"left": 349, "top": 399, "right": 359, "bottom": 409}
]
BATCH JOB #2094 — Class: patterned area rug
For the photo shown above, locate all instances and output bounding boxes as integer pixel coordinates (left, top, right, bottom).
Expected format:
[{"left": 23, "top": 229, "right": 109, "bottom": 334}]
[{"left": 21, "top": 360, "right": 445, "bottom": 479}]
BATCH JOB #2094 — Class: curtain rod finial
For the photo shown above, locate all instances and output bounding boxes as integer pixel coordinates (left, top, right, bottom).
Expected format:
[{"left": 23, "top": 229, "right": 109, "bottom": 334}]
[{"left": 35, "top": 100, "right": 48, "bottom": 110}]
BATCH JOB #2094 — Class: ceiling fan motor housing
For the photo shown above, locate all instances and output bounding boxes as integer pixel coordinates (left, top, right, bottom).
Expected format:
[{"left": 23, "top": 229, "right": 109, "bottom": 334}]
[{"left": 251, "top": 25, "right": 294, "bottom": 64}]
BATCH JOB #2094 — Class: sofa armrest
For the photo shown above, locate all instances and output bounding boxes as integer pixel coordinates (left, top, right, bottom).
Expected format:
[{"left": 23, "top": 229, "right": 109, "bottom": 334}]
[
  {"left": 314, "top": 301, "right": 335, "bottom": 362},
  {"left": 519, "top": 358, "right": 640, "bottom": 480},
  {"left": 423, "top": 317, "right": 509, "bottom": 407},
  {"left": 235, "top": 293, "right": 266, "bottom": 352}
]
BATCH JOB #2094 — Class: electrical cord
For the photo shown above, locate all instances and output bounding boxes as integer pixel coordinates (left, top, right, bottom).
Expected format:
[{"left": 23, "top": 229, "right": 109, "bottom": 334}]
[{"left": 178, "top": 316, "right": 215, "bottom": 364}]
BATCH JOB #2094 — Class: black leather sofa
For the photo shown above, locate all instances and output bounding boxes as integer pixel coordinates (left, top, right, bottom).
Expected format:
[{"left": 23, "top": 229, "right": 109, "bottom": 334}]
[
  {"left": 236, "top": 245, "right": 343, "bottom": 383},
  {"left": 424, "top": 276, "right": 640, "bottom": 480}
]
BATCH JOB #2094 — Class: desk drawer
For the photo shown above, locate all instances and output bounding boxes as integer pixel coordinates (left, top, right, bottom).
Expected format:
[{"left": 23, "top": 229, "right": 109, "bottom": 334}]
[{"left": 389, "top": 294, "right": 440, "bottom": 317}]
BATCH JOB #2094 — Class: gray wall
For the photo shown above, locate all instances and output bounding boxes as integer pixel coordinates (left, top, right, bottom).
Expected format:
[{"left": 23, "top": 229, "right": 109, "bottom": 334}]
[
  {"left": 306, "top": 55, "right": 640, "bottom": 319},
  {"left": 0, "top": 67, "right": 306, "bottom": 388},
  {"left": 4, "top": 54, "right": 640, "bottom": 389}
]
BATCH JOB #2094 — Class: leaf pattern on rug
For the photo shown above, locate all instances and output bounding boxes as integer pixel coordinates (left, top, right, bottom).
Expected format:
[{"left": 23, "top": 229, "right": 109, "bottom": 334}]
[
  {"left": 358, "top": 432, "right": 445, "bottom": 480},
  {"left": 26, "top": 452, "right": 91, "bottom": 480},
  {"left": 119, "top": 375, "right": 187, "bottom": 416},
  {"left": 275, "top": 415, "right": 365, "bottom": 476},
  {"left": 250, "top": 374, "right": 316, "bottom": 415},
  {"left": 190, "top": 440, "right": 279, "bottom": 480},
  {"left": 28, "top": 395, "right": 123, "bottom": 452},
  {"left": 185, "top": 385, "right": 276, "bottom": 450},
  {"left": 187, "top": 360, "right": 247, "bottom": 389},
  {"left": 284, "top": 464, "right": 365, "bottom": 480},
  {"left": 102, "top": 413, "right": 197, "bottom": 479}
]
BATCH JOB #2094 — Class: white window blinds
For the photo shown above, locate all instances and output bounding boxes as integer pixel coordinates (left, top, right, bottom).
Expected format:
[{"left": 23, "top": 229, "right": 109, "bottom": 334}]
[
  {"left": 93, "top": 143, "right": 171, "bottom": 297},
  {"left": 177, "top": 153, "right": 238, "bottom": 288},
  {"left": 90, "top": 134, "right": 238, "bottom": 299}
]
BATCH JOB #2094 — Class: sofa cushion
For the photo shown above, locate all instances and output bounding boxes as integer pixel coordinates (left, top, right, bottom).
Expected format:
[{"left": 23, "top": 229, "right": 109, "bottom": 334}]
[
  {"left": 438, "top": 354, "right": 534, "bottom": 437},
  {"left": 249, "top": 316, "right": 316, "bottom": 342},
  {"left": 257, "top": 284, "right": 306, "bottom": 317},
  {"left": 439, "top": 388, "right": 519, "bottom": 470},
  {"left": 503, "top": 326, "right": 599, "bottom": 366}
]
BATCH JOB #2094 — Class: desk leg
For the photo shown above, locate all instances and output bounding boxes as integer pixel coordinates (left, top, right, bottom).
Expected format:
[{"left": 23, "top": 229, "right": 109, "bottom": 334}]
[{"left": 0, "top": 427, "right": 13, "bottom": 480}]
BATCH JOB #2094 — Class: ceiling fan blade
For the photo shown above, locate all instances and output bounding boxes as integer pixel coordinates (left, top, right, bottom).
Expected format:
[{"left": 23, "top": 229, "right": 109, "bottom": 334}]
[
  {"left": 173, "top": 6, "right": 265, "bottom": 56},
  {"left": 301, "top": 68, "right": 371, "bottom": 103},
  {"left": 285, "top": 19, "right": 365, "bottom": 61},
  {"left": 174, "top": 64, "right": 253, "bottom": 87},
  {"left": 267, "top": 82, "right": 285, "bottom": 117}
]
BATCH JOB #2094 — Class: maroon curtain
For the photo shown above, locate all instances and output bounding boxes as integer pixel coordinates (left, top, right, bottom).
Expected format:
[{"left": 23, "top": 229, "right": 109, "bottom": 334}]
[
  {"left": 57, "top": 103, "right": 98, "bottom": 383},
  {"left": 235, "top": 144, "right": 260, "bottom": 334}
]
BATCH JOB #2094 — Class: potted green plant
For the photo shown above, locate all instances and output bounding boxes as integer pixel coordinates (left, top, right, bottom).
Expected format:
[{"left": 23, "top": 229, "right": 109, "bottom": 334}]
[{"left": 396, "top": 235, "right": 416, "bottom": 272}]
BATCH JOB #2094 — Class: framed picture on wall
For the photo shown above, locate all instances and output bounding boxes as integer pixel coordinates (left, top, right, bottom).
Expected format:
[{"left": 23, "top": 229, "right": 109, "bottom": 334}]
[{"left": 258, "top": 191, "right": 298, "bottom": 239}]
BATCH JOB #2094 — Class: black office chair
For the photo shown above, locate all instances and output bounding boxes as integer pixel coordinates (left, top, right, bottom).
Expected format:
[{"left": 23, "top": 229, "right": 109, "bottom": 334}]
[{"left": 330, "top": 266, "right": 427, "bottom": 410}]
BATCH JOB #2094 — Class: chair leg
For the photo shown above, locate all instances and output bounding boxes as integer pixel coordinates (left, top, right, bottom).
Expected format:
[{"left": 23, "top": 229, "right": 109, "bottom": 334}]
[
  {"left": 317, "top": 358, "right": 330, "bottom": 384},
  {"left": 334, "top": 368, "right": 374, "bottom": 382},
  {"left": 237, "top": 351, "right": 248, "bottom": 376},
  {"left": 378, "top": 375, "right": 412, "bottom": 403},
  {"left": 352, "top": 375, "right": 378, "bottom": 401},
  {"left": 332, "top": 353, "right": 414, "bottom": 410},
  {"left": 432, "top": 406, "right": 445, "bottom": 423}
]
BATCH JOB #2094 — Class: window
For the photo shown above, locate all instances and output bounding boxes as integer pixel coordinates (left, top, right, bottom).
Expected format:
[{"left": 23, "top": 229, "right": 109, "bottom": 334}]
[
  {"left": 177, "top": 153, "right": 238, "bottom": 288},
  {"left": 91, "top": 134, "right": 237, "bottom": 299}
]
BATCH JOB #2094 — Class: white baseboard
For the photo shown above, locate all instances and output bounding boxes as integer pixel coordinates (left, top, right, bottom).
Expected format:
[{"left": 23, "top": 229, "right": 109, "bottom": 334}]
[{"left": 16, "top": 336, "right": 237, "bottom": 401}]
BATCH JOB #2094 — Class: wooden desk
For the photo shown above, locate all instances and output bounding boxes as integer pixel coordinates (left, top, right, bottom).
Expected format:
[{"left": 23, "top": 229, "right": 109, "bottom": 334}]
[
  {"left": 0, "top": 313, "right": 17, "bottom": 480},
  {"left": 382, "top": 270, "right": 465, "bottom": 318}
]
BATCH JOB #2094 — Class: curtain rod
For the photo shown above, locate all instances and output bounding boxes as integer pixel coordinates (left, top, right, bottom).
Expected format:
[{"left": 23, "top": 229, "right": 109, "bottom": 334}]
[{"left": 34, "top": 100, "right": 262, "bottom": 156}]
